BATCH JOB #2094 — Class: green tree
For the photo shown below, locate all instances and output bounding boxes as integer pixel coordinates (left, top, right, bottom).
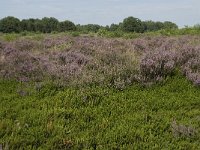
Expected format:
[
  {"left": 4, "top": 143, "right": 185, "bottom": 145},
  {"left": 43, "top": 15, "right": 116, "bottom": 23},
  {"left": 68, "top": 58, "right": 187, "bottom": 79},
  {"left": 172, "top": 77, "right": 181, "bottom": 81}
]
[
  {"left": 41, "top": 17, "right": 59, "bottom": 33},
  {"left": 163, "top": 21, "right": 178, "bottom": 29},
  {"left": 122, "top": 17, "right": 144, "bottom": 33},
  {"left": 143, "top": 21, "right": 178, "bottom": 32},
  {"left": 78, "top": 24, "right": 101, "bottom": 33},
  {"left": 21, "top": 18, "right": 37, "bottom": 32},
  {"left": 21, "top": 18, "right": 45, "bottom": 32},
  {"left": 34, "top": 19, "right": 43, "bottom": 32},
  {"left": 58, "top": 20, "right": 76, "bottom": 32},
  {"left": 0, "top": 16, "right": 21, "bottom": 33},
  {"left": 109, "top": 24, "right": 119, "bottom": 31},
  {"left": 154, "top": 22, "right": 165, "bottom": 30},
  {"left": 143, "top": 20, "right": 157, "bottom": 31}
]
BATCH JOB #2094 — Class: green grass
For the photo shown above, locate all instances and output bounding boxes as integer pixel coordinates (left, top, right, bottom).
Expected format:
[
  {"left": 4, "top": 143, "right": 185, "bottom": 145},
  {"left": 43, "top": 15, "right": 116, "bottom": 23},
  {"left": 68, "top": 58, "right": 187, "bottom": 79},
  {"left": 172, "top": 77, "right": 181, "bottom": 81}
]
[
  {"left": 0, "top": 75, "right": 200, "bottom": 149},
  {"left": 1, "top": 27, "right": 200, "bottom": 42}
]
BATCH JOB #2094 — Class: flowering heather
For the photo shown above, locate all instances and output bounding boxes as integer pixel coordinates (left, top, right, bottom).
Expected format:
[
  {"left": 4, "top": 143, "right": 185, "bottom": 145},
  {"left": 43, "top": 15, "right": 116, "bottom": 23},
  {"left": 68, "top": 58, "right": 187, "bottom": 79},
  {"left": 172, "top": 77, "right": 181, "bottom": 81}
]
[
  {"left": 182, "top": 57, "right": 200, "bottom": 86},
  {"left": 0, "top": 40, "right": 5, "bottom": 49},
  {"left": 14, "top": 38, "right": 40, "bottom": 51},
  {"left": 176, "top": 45, "right": 200, "bottom": 65},
  {"left": 1, "top": 44, "right": 43, "bottom": 81},
  {"left": 0, "top": 35, "right": 200, "bottom": 87},
  {"left": 139, "top": 49, "right": 176, "bottom": 83},
  {"left": 43, "top": 36, "right": 70, "bottom": 48}
]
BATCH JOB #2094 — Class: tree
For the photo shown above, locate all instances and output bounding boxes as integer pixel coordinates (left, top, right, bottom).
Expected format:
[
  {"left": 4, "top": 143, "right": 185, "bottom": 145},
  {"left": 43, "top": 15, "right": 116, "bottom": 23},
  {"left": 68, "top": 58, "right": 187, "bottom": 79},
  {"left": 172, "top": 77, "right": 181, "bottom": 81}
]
[
  {"left": 41, "top": 17, "right": 59, "bottom": 33},
  {"left": 58, "top": 20, "right": 76, "bottom": 32},
  {"left": 0, "top": 16, "right": 21, "bottom": 33},
  {"left": 78, "top": 24, "right": 101, "bottom": 33},
  {"left": 122, "top": 17, "right": 144, "bottom": 33},
  {"left": 163, "top": 21, "right": 178, "bottom": 29},
  {"left": 154, "top": 22, "right": 165, "bottom": 30},
  {"left": 193, "top": 24, "right": 200, "bottom": 29},
  {"left": 21, "top": 19, "right": 29, "bottom": 31},
  {"left": 143, "top": 21, "right": 178, "bottom": 32},
  {"left": 143, "top": 20, "right": 157, "bottom": 32},
  {"left": 109, "top": 24, "right": 119, "bottom": 31},
  {"left": 34, "top": 19, "right": 43, "bottom": 32},
  {"left": 105, "top": 25, "right": 110, "bottom": 31},
  {"left": 21, "top": 18, "right": 37, "bottom": 32}
]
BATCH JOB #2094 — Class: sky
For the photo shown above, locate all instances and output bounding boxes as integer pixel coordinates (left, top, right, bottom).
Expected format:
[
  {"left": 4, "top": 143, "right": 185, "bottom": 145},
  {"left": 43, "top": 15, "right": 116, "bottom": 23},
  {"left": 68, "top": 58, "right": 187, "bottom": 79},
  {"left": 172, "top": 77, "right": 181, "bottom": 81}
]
[{"left": 1, "top": 0, "right": 200, "bottom": 28}]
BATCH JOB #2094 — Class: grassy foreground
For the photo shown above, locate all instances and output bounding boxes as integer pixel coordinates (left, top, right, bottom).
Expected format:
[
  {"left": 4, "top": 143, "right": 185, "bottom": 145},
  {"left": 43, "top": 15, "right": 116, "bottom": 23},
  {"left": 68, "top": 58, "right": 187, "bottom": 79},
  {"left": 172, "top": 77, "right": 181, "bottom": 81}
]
[{"left": 0, "top": 75, "right": 200, "bottom": 149}]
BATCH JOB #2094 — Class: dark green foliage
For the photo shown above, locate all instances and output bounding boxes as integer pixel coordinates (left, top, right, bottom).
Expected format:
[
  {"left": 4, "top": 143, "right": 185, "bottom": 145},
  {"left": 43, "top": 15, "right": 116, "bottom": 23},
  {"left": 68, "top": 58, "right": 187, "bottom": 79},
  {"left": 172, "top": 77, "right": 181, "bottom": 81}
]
[
  {"left": 77, "top": 24, "right": 102, "bottom": 33},
  {"left": 154, "top": 21, "right": 165, "bottom": 30},
  {"left": 41, "top": 17, "right": 59, "bottom": 33},
  {"left": 193, "top": 24, "right": 200, "bottom": 29},
  {"left": 122, "top": 17, "right": 144, "bottom": 33},
  {"left": 20, "top": 18, "right": 44, "bottom": 32},
  {"left": 143, "top": 21, "right": 163, "bottom": 31},
  {"left": 163, "top": 21, "right": 178, "bottom": 29},
  {"left": 0, "top": 16, "right": 180, "bottom": 34},
  {"left": 143, "top": 21, "right": 178, "bottom": 32},
  {"left": 21, "top": 18, "right": 39, "bottom": 32},
  {"left": 58, "top": 20, "right": 76, "bottom": 32},
  {"left": 0, "top": 16, "right": 21, "bottom": 33},
  {"left": 34, "top": 19, "right": 44, "bottom": 32},
  {"left": 143, "top": 20, "right": 156, "bottom": 31},
  {"left": 109, "top": 23, "right": 120, "bottom": 31}
]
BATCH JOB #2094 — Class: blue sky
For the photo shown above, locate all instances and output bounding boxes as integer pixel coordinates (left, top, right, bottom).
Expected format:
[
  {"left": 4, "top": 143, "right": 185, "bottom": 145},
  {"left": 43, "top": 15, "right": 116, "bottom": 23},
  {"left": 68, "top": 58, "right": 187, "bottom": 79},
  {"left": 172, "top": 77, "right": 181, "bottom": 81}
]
[{"left": 1, "top": 0, "right": 200, "bottom": 27}]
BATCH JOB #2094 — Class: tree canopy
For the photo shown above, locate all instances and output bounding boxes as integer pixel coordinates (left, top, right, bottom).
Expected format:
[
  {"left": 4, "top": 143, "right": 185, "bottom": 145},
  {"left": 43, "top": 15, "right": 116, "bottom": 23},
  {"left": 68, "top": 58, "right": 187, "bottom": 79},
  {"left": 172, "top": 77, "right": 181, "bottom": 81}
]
[
  {"left": 122, "top": 17, "right": 144, "bottom": 33},
  {"left": 0, "top": 16, "right": 21, "bottom": 33},
  {"left": 58, "top": 20, "right": 76, "bottom": 32},
  {"left": 0, "top": 16, "right": 179, "bottom": 33}
]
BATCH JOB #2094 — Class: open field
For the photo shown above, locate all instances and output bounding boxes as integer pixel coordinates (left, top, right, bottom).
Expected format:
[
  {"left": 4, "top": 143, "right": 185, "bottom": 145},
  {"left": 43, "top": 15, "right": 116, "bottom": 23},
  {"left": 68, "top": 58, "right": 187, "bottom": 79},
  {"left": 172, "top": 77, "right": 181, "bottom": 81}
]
[{"left": 0, "top": 33, "right": 200, "bottom": 149}]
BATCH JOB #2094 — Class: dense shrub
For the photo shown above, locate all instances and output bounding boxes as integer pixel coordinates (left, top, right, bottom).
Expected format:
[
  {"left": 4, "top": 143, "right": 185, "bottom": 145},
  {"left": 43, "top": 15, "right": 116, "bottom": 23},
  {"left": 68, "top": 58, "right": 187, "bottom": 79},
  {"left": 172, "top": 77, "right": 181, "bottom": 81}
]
[
  {"left": 58, "top": 20, "right": 76, "bottom": 32},
  {"left": 139, "top": 50, "right": 176, "bottom": 83},
  {"left": 0, "top": 16, "right": 21, "bottom": 33},
  {"left": 122, "top": 17, "right": 144, "bottom": 33},
  {"left": 182, "top": 57, "right": 200, "bottom": 86},
  {"left": 77, "top": 24, "right": 102, "bottom": 33},
  {"left": 41, "top": 17, "right": 59, "bottom": 33},
  {"left": 1, "top": 35, "right": 200, "bottom": 88}
]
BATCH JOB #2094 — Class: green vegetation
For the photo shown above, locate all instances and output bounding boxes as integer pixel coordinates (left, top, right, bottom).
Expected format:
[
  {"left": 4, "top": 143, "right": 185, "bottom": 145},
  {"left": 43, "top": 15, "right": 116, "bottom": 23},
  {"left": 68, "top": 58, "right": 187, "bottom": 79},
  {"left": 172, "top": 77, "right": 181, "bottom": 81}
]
[
  {"left": 0, "top": 30, "right": 200, "bottom": 149},
  {"left": 58, "top": 21, "right": 76, "bottom": 32},
  {"left": 0, "top": 16, "right": 179, "bottom": 34},
  {"left": 0, "top": 75, "right": 200, "bottom": 149},
  {"left": 0, "top": 16, "right": 21, "bottom": 33},
  {"left": 122, "top": 17, "right": 144, "bottom": 33},
  {"left": 0, "top": 16, "right": 199, "bottom": 39},
  {"left": 1, "top": 26, "right": 200, "bottom": 42}
]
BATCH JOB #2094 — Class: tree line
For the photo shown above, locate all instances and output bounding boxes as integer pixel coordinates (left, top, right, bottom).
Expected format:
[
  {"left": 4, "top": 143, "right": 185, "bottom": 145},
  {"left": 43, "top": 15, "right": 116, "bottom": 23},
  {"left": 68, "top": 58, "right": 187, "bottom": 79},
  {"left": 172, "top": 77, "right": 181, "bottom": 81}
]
[{"left": 0, "top": 16, "right": 178, "bottom": 33}]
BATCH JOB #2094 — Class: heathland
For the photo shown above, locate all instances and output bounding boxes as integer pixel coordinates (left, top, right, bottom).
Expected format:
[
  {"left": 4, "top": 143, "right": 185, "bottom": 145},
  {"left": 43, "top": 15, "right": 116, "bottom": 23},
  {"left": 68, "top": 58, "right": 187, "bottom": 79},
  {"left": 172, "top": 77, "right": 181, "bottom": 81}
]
[{"left": 0, "top": 31, "right": 200, "bottom": 149}]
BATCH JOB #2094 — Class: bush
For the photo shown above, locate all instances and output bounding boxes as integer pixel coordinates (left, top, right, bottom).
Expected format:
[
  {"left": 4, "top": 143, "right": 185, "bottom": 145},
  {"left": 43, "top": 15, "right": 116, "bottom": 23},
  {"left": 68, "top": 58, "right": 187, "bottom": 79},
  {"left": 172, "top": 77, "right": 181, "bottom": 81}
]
[
  {"left": 139, "top": 50, "right": 176, "bottom": 83},
  {"left": 0, "top": 16, "right": 21, "bottom": 33},
  {"left": 1, "top": 34, "right": 200, "bottom": 88},
  {"left": 122, "top": 17, "right": 144, "bottom": 33},
  {"left": 58, "top": 21, "right": 76, "bottom": 32}
]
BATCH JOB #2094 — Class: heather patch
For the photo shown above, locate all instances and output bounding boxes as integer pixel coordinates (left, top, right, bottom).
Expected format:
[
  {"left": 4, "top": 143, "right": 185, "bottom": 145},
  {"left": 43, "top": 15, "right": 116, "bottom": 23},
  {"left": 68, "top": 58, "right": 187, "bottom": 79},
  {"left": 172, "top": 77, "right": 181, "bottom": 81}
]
[
  {"left": 1, "top": 34, "right": 200, "bottom": 149},
  {"left": 0, "top": 35, "right": 200, "bottom": 88}
]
